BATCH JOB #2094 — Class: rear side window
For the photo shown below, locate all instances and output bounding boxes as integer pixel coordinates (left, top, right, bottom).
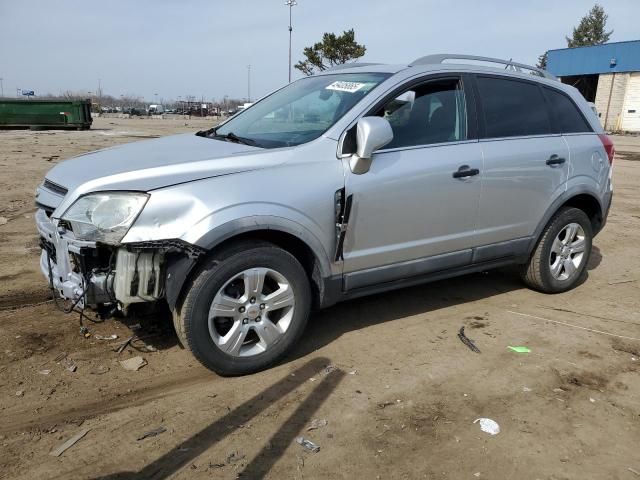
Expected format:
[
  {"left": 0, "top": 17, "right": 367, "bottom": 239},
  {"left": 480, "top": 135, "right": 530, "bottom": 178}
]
[
  {"left": 543, "top": 87, "right": 592, "bottom": 133},
  {"left": 477, "top": 76, "right": 551, "bottom": 138}
]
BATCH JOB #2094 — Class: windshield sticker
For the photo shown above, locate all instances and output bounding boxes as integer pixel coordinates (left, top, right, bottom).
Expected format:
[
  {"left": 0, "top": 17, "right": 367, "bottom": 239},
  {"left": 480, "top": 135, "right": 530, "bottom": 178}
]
[{"left": 325, "top": 81, "right": 368, "bottom": 93}]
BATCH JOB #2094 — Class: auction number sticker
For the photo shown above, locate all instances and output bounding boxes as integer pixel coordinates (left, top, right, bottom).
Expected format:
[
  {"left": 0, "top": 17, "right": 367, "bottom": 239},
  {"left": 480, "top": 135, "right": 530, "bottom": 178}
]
[{"left": 326, "top": 81, "right": 367, "bottom": 93}]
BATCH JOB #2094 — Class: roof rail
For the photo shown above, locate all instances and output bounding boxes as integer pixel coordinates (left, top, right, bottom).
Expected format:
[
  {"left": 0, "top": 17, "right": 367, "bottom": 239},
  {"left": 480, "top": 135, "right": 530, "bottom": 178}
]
[
  {"left": 323, "top": 62, "right": 381, "bottom": 72},
  {"left": 409, "top": 54, "right": 557, "bottom": 80}
]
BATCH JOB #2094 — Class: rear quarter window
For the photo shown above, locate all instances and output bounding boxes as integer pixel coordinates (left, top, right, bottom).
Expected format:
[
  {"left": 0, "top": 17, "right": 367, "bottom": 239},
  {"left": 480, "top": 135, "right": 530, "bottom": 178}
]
[
  {"left": 543, "top": 87, "right": 593, "bottom": 134},
  {"left": 476, "top": 76, "right": 551, "bottom": 138}
]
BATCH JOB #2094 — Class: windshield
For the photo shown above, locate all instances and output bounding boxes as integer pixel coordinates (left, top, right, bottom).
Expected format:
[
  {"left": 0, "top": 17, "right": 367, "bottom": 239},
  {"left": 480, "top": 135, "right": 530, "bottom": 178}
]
[{"left": 213, "top": 72, "right": 390, "bottom": 148}]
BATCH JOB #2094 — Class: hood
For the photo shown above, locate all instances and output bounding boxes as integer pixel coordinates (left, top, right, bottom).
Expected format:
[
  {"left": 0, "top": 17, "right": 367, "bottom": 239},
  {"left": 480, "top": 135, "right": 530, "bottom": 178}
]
[{"left": 44, "top": 133, "right": 280, "bottom": 196}]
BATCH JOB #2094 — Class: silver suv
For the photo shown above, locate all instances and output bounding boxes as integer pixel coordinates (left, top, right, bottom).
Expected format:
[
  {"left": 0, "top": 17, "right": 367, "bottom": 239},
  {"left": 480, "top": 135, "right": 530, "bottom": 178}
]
[{"left": 35, "top": 55, "right": 614, "bottom": 375}]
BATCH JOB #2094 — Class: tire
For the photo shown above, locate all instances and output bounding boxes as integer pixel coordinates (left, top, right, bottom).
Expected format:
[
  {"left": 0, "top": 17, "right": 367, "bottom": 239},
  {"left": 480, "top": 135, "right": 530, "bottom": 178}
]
[
  {"left": 521, "top": 207, "right": 593, "bottom": 293},
  {"left": 176, "top": 241, "right": 311, "bottom": 376}
]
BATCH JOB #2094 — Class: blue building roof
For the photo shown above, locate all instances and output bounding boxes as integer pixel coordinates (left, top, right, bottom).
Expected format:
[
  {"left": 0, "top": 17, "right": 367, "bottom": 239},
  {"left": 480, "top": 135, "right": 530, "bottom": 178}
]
[{"left": 547, "top": 40, "right": 640, "bottom": 77}]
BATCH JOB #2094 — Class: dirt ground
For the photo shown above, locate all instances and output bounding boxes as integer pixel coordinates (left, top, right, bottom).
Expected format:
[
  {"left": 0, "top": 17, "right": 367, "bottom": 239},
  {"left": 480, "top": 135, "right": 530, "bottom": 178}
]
[{"left": 0, "top": 117, "right": 639, "bottom": 480}]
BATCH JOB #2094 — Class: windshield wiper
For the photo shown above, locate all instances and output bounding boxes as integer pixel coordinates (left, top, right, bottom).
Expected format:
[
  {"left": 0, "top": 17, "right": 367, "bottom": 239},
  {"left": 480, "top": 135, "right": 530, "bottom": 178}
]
[
  {"left": 211, "top": 131, "right": 257, "bottom": 146},
  {"left": 224, "top": 132, "right": 257, "bottom": 146}
]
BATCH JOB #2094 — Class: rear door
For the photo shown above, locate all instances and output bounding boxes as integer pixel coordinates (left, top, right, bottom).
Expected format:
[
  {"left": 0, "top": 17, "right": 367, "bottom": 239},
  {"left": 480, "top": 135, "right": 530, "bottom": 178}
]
[
  {"left": 542, "top": 86, "right": 607, "bottom": 190},
  {"left": 473, "top": 75, "right": 570, "bottom": 247}
]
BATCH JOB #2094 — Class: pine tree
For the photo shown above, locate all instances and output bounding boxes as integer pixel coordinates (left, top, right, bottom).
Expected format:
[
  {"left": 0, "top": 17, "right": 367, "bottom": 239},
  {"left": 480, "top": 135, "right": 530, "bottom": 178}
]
[
  {"left": 536, "top": 51, "right": 548, "bottom": 69},
  {"left": 566, "top": 4, "right": 613, "bottom": 48},
  {"left": 295, "top": 29, "right": 366, "bottom": 76}
]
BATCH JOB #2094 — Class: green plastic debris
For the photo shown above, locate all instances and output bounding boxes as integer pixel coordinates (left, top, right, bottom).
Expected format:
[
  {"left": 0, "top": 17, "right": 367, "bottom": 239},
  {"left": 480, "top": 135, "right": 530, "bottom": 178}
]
[{"left": 508, "top": 346, "right": 531, "bottom": 353}]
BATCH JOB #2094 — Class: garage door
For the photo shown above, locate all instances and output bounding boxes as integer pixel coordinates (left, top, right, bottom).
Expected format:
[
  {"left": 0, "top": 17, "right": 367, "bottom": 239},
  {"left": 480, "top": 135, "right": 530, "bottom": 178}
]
[{"left": 621, "top": 73, "right": 640, "bottom": 132}]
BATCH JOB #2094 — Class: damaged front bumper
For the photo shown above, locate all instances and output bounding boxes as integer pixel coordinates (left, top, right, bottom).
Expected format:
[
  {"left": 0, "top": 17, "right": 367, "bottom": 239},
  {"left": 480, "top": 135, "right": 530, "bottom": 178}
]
[{"left": 36, "top": 208, "right": 165, "bottom": 312}]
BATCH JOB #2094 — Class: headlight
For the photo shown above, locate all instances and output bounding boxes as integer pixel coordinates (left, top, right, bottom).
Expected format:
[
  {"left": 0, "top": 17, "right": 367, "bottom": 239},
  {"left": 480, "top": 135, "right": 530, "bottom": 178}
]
[{"left": 61, "top": 192, "right": 148, "bottom": 244}]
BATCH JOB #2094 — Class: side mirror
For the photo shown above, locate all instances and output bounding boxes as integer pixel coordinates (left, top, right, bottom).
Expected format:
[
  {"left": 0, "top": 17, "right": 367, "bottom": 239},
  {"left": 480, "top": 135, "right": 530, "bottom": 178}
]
[{"left": 349, "top": 116, "right": 393, "bottom": 175}]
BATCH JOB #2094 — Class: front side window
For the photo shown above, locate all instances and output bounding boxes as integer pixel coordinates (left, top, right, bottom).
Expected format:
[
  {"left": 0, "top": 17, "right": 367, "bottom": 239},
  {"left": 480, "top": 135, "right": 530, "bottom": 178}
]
[
  {"left": 543, "top": 87, "right": 592, "bottom": 133},
  {"left": 372, "top": 78, "right": 467, "bottom": 149},
  {"left": 477, "top": 76, "right": 551, "bottom": 138},
  {"left": 213, "top": 73, "right": 390, "bottom": 148}
]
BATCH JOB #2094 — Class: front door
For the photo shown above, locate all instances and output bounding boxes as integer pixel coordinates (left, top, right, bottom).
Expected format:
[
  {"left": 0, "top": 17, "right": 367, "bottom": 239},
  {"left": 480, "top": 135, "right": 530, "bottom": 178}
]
[{"left": 341, "top": 76, "right": 483, "bottom": 290}]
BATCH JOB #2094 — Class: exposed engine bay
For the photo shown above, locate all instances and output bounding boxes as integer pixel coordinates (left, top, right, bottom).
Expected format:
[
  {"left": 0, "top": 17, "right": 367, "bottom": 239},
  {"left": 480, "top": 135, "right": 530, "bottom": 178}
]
[{"left": 36, "top": 208, "right": 202, "bottom": 317}]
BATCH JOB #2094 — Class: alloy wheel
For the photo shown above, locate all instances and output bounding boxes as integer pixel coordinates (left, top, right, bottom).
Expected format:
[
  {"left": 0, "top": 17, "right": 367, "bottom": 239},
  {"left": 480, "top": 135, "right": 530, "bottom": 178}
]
[{"left": 208, "top": 267, "right": 295, "bottom": 357}]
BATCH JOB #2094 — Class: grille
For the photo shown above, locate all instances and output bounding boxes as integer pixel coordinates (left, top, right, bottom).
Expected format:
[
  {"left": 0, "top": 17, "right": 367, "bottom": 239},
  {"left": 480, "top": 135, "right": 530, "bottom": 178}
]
[{"left": 43, "top": 179, "right": 68, "bottom": 197}]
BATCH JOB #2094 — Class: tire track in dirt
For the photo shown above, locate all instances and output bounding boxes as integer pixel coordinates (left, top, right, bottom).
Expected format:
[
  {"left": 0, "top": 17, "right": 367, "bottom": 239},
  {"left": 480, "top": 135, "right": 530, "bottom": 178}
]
[{"left": 0, "top": 367, "right": 215, "bottom": 434}]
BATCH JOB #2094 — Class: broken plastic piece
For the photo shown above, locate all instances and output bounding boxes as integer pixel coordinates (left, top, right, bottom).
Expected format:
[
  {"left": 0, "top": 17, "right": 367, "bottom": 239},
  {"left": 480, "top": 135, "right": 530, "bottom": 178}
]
[
  {"left": 49, "top": 429, "right": 91, "bottom": 457},
  {"left": 95, "top": 334, "right": 118, "bottom": 341},
  {"left": 507, "top": 346, "right": 531, "bottom": 353},
  {"left": 120, "top": 356, "right": 147, "bottom": 371}
]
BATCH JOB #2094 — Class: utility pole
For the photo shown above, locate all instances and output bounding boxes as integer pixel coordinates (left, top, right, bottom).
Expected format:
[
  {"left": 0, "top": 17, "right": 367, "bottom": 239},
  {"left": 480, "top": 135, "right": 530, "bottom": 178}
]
[
  {"left": 247, "top": 65, "right": 251, "bottom": 102},
  {"left": 0, "top": 78, "right": 3, "bottom": 97},
  {"left": 285, "top": 0, "right": 297, "bottom": 83}
]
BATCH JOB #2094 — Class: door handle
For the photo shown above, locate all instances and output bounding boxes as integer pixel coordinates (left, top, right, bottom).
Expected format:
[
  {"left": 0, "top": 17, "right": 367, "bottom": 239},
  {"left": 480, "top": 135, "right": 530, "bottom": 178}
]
[
  {"left": 546, "top": 154, "right": 566, "bottom": 166},
  {"left": 452, "top": 165, "right": 480, "bottom": 179}
]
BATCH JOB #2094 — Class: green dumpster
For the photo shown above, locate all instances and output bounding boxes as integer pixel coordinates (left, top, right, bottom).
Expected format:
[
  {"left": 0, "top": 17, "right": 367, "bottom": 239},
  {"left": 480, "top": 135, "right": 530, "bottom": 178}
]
[{"left": 0, "top": 99, "right": 92, "bottom": 130}]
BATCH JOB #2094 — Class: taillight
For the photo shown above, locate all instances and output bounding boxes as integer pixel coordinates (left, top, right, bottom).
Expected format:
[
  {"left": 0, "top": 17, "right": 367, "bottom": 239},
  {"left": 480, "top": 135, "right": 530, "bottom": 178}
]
[{"left": 598, "top": 134, "right": 615, "bottom": 165}]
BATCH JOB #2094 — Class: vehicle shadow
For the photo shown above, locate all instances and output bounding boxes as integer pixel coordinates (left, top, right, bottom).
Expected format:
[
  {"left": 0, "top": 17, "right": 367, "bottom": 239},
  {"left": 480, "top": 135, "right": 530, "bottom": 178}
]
[
  {"left": 587, "top": 244, "right": 603, "bottom": 270},
  {"left": 292, "top": 268, "right": 525, "bottom": 360},
  {"left": 91, "top": 357, "right": 344, "bottom": 480}
]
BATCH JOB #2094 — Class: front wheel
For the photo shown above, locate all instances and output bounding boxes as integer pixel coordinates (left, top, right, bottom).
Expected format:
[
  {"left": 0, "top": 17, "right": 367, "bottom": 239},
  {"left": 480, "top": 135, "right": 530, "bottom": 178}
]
[
  {"left": 521, "top": 207, "right": 593, "bottom": 293},
  {"left": 176, "top": 241, "right": 311, "bottom": 375}
]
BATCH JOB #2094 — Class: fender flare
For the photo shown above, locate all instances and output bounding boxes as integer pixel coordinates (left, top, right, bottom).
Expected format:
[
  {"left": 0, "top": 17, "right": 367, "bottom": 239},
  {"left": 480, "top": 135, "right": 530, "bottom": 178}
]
[
  {"left": 165, "top": 216, "right": 333, "bottom": 311},
  {"left": 526, "top": 185, "right": 604, "bottom": 254}
]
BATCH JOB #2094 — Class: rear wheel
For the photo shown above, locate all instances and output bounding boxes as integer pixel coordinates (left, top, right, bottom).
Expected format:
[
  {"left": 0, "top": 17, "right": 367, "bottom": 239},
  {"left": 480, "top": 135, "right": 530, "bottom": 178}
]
[
  {"left": 521, "top": 207, "right": 592, "bottom": 293},
  {"left": 176, "top": 241, "right": 311, "bottom": 375}
]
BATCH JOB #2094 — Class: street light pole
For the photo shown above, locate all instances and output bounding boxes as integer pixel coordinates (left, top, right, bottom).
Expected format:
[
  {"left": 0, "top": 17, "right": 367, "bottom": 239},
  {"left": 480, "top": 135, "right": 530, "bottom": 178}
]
[
  {"left": 247, "top": 65, "right": 251, "bottom": 102},
  {"left": 285, "top": 0, "right": 297, "bottom": 83}
]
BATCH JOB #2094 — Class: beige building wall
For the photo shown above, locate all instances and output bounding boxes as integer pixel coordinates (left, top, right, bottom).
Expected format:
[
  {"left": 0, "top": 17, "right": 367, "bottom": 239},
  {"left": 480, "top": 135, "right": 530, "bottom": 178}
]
[
  {"left": 621, "top": 73, "right": 640, "bottom": 132},
  {"left": 595, "top": 72, "right": 630, "bottom": 131}
]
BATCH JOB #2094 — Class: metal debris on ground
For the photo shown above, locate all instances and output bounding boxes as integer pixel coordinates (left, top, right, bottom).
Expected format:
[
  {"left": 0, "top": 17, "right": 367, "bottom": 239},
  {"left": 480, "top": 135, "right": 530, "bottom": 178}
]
[
  {"left": 63, "top": 358, "right": 77, "bottom": 372},
  {"left": 323, "top": 365, "right": 337, "bottom": 375},
  {"left": 137, "top": 426, "right": 166, "bottom": 441},
  {"left": 115, "top": 335, "right": 135, "bottom": 354},
  {"left": 458, "top": 326, "right": 481, "bottom": 353},
  {"left": 306, "top": 419, "right": 328, "bottom": 431},
  {"left": 38, "top": 369, "right": 51, "bottom": 375},
  {"left": 95, "top": 334, "right": 118, "bottom": 341},
  {"left": 53, "top": 352, "right": 67, "bottom": 363},
  {"left": 473, "top": 418, "right": 500, "bottom": 435},
  {"left": 507, "top": 346, "right": 531, "bottom": 353},
  {"left": 79, "top": 326, "right": 90, "bottom": 338},
  {"left": 15, "top": 390, "right": 24, "bottom": 397},
  {"left": 49, "top": 428, "right": 91, "bottom": 457},
  {"left": 295, "top": 436, "right": 321, "bottom": 453},
  {"left": 377, "top": 401, "right": 394, "bottom": 409},
  {"left": 119, "top": 356, "right": 147, "bottom": 371}
]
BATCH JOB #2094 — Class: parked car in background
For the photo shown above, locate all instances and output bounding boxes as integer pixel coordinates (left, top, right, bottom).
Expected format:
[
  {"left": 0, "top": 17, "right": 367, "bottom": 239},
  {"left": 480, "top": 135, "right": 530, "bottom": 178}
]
[
  {"left": 148, "top": 104, "right": 165, "bottom": 115},
  {"left": 35, "top": 54, "right": 613, "bottom": 375}
]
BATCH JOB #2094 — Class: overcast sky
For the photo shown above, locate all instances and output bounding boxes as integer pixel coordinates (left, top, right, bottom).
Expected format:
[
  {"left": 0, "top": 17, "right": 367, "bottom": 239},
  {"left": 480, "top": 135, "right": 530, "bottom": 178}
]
[{"left": 1, "top": 0, "right": 638, "bottom": 102}]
